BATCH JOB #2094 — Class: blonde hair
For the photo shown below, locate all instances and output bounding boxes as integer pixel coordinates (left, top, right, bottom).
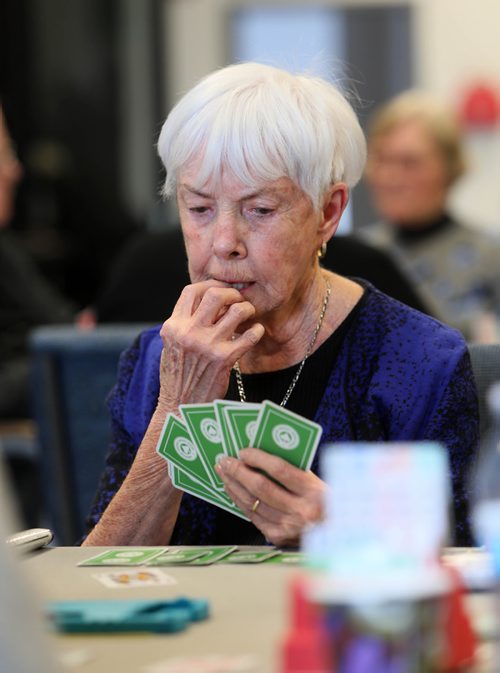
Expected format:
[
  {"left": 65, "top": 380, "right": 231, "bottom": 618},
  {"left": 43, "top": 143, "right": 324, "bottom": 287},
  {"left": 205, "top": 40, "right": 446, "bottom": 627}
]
[
  {"left": 368, "top": 90, "right": 466, "bottom": 184},
  {"left": 157, "top": 62, "right": 366, "bottom": 209}
]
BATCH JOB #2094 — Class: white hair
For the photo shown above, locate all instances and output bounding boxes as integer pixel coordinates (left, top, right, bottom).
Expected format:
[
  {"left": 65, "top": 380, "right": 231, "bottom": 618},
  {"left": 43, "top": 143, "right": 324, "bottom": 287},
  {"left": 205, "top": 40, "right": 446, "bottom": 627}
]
[{"left": 157, "top": 62, "right": 366, "bottom": 209}]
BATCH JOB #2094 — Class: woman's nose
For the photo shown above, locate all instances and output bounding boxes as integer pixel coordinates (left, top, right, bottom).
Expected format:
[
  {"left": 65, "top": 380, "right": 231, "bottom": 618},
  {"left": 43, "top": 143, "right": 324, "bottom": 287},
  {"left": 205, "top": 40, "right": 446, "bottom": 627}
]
[{"left": 212, "top": 210, "right": 246, "bottom": 259}]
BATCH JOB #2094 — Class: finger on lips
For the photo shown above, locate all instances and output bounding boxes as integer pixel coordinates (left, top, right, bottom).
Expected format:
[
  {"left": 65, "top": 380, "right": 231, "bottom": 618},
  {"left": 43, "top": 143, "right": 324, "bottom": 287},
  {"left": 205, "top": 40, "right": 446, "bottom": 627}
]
[
  {"left": 213, "top": 301, "right": 256, "bottom": 333},
  {"left": 171, "top": 281, "right": 238, "bottom": 317},
  {"left": 185, "top": 287, "right": 255, "bottom": 332}
]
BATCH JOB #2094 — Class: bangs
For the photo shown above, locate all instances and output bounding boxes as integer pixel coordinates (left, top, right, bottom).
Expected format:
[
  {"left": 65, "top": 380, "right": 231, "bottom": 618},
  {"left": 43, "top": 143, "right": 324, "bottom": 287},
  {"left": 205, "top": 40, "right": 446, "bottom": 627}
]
[
  {"left": 168, "top": 82, "right": 316, "bottom": 200},
  {"left": 158, "top": 62, "right": 366, "bottom": 207}
]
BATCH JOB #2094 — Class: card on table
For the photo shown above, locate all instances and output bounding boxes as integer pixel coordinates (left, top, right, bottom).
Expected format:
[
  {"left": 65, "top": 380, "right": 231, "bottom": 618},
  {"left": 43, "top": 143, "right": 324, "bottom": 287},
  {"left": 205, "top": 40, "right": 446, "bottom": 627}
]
[
  {"left": 179, "top": 403, "right": 226, "bottom": 489},
  {"left": 79, "top": 548, "right": 166, "bottom": 567},
  {"left": 252, "top": 400, "right": 322, "bottom": 470},
  {"left": 92, "top": 568, "right": 177, "bottom": 588},
  {"left": 147, "top": 548, "right": 208, "bottom": 565},
  {"left": 264, "top": 551, "right": 307, "bottom": 565},
  {"left": 156, "top": 414, "right": 213, "bottom": 489},
  {"left": 187, "top": 545, "right": 238, "bottom": 566},
  {"left": 222, "top": 549, "right": 281, "bottom": 564},
  {"left": 148, "top": 545, "right": 239, "bottom": 566}
]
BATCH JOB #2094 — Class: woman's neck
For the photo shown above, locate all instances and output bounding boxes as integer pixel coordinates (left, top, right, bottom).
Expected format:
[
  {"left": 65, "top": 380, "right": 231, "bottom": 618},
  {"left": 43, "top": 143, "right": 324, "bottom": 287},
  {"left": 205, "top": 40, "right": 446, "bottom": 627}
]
[{"left": 238, "top": 270, "right": 363, "bottom": 374}]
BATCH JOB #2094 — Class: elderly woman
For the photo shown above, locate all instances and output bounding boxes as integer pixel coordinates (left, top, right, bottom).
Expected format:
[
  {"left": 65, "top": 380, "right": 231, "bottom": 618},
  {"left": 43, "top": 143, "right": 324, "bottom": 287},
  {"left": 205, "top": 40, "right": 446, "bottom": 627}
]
[
  {"left": 84, "top": 64, "right": 478, "bottom": 548},
  {"left": 364, "top": 89, "right": 500, "bottom": 340}
]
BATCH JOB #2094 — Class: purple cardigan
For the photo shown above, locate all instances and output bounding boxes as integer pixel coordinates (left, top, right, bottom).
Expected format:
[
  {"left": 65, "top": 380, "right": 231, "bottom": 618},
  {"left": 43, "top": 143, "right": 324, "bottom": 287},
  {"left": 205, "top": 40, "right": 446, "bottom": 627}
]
[{"left": 86, "top": 284, "right": 479, "bottom": 546}]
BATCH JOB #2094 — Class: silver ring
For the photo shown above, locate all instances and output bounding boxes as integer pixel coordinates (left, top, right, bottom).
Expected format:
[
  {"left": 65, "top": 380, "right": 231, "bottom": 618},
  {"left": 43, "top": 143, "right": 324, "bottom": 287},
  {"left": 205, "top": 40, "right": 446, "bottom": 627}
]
[{"left": 251, "top": 498, "right": 260, "bottom": 513}]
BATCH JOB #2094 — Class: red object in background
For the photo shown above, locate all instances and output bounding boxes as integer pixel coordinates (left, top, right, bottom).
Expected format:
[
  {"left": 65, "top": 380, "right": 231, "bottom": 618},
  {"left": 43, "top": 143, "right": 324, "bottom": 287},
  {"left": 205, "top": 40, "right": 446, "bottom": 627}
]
[
  {"left": 280, "top": 568, "right": 476, "bottom": 673},
  {"left": 460, "top": 83, "right": 499, "bottom": 127},
  {"left": 439, "top": 566, "right": 477, "bottom": 672},
  {"left": 281, "top": 575, "right": 332, "bottom": 673}
]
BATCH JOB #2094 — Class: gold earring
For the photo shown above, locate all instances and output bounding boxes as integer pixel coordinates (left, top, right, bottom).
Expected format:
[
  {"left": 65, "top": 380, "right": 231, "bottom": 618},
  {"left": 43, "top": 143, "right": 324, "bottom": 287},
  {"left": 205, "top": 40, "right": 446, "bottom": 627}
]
[{"left": 317, "top": 242, "right": 327, "bottom": 259}]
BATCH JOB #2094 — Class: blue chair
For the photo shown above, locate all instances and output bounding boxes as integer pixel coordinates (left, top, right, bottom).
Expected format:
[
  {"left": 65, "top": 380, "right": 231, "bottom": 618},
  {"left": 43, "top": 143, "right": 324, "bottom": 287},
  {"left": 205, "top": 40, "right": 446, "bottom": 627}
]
[
  {"left": 30, "top": 324, "right": 153, "bottom": 544},
  {"left": 468, "top": 343, "right": 500, "bottom": 437}
]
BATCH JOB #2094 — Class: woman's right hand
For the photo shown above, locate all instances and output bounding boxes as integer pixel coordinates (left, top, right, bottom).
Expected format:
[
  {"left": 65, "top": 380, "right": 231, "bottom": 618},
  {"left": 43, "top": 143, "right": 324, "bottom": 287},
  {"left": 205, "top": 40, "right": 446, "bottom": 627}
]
[{"left": 157, "top": 280, "right": 264, "bottom": 411}]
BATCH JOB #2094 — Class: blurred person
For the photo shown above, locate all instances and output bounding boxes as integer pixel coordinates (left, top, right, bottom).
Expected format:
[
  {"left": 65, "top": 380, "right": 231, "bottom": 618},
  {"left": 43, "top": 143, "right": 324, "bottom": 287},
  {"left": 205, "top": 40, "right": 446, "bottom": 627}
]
[
  {"left": 0, "top": 105, "right": 76, "bottom": 419},
  {"left": 83, "top": 63, "right": 477, "bottom": 549},
  {"left": 0, "top": 104, "right": 79, "bottom": 527},
  {"left": 364, "top": 89, "right": 500, "bottom": 340}
]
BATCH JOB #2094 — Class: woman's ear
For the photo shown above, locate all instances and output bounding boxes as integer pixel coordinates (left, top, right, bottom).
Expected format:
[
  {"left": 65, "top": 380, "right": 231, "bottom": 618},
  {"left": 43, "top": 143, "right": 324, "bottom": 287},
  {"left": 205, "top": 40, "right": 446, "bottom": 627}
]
[{"left": 319, "top": 183, "right": 349, "bottom": 242}]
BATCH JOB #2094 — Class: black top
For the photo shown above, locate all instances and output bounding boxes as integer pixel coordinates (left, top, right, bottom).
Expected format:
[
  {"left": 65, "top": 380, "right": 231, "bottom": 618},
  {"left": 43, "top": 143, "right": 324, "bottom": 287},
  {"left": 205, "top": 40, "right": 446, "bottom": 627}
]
[
  {"left": 226, "top": 289, "right": 367, "bottom": 420},
  {"left": 0, "top": 231, "right": 75, "bottom": 358},
  {"left": 0, "top": 230, "right": 75, "bottom": 417},
  {"left": 394, "top": 212, "right": 453, "bottom": 245}
]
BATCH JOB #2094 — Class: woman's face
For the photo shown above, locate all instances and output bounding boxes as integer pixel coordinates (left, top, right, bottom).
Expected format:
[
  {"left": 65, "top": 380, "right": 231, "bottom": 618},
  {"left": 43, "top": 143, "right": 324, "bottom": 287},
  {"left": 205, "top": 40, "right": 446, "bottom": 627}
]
[
  {"left": 0, "top": 111, "right": 23, "bottom": 228},
  {"left": 177, "top": 159, "right": 342, "bottom": 325},
  {"left": 365, "top": 119, "right": 450, "bottom": 228}
]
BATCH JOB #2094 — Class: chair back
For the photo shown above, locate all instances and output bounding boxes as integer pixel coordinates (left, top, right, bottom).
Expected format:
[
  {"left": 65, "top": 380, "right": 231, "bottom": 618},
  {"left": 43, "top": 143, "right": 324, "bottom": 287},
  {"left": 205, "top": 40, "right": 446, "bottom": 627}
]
[
  {"left": 30, "top": 324, "right": 152, "bottom": 544},
  {"left": 468, "top": 343, "right": 500, "bottom": 438}
]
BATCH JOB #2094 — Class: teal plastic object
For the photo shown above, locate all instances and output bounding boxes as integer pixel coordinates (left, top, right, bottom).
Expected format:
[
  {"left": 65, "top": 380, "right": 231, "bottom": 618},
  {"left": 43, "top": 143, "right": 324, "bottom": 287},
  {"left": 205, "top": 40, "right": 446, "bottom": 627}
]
[{"left": 46, "top": 597, "right": 210, "bottom": 633}]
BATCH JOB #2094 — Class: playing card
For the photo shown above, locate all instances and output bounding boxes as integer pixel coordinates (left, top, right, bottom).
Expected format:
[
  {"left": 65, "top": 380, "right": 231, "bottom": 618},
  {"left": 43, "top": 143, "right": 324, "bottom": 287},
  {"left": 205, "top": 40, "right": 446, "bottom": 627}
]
[
  {"left": 92, "top": 568, "right": 177, "bottom": 588},
  {"left": 179, "top": 403, "right": 225, "bottom": 489},
  {"left": 169, "top": 462, "right": 221, "bottom": 504},
  {"left": 264, "top": 551, "right": 307, "bottom": 565},
  {"left": 158, "top": 401, "right": 322, "bottom": 522},
  {"left": 223, "top": 549, "right": 281, "bottom": 563},
  {"left": 222, "top": 403, "right": 261, "bottom": 455},
  {"left": 187, "top": 545, "right": 238, "bottom": 566},
  {"left": 148, "top": 546, "right": 239, "bottom": 566},
  {"left": 214, "top": 400, "right": 246, "bottom": 458},
  {"left": 156, "top": 413, "right": 213, "bottom": 488},
  {"left": 79, "top": 548, "right": 166, "bottom": 567},
  {"left": 170, "top": 464, "right": 250, "bottom": 521},
  {"left": 147, "top": 548, "right": 208, "bottom": 565},
  {"left": 252, "top": 400, "right": 322, "bottom": 470}
]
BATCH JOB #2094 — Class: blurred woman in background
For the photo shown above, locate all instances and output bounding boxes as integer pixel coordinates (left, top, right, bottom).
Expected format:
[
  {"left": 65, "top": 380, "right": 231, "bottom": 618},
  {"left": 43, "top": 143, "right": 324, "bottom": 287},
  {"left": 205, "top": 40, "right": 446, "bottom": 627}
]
[{"left": 364, "top": 90, "right": 500, "bottom": 340}]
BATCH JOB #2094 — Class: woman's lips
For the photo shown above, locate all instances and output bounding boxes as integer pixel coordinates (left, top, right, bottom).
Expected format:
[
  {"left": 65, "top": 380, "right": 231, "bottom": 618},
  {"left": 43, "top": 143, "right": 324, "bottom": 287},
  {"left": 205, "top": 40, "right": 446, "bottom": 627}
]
[
  {"left": 229, "top": 282, "right": 251, "bottom": 291},
  {"left": 214, "top": 279, "right": 254, "bottom": 291}
]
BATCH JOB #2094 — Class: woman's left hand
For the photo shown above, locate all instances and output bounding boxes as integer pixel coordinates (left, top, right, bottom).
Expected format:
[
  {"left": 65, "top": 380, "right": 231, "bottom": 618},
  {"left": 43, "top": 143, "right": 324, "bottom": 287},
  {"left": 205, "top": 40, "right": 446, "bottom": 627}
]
[{"left": 215, "top": 448, "right": 326, "bottom": 548}]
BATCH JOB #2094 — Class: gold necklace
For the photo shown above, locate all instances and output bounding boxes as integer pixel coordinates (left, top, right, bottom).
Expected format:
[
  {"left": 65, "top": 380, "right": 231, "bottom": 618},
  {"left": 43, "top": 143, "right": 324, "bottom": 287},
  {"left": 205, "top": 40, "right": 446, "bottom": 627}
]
[{"left": 232, "top": 280, "right": 331, "bottom": 407}]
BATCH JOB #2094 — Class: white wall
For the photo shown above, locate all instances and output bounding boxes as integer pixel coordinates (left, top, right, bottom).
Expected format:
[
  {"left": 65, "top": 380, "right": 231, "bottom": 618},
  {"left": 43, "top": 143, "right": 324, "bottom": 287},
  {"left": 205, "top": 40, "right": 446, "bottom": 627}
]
[
  {"left": 162, "top": 0, "right": 500, "bottom": 233},
  {"left": 415, "top": 0, "right": 500, "bottom": 232}
]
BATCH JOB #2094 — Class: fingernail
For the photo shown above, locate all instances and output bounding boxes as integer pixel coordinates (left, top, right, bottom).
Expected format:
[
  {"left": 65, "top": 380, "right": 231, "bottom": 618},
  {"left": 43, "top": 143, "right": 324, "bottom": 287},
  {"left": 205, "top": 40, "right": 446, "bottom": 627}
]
[{"left": 216, "top": 456, "right": 233, "bottom": 472}]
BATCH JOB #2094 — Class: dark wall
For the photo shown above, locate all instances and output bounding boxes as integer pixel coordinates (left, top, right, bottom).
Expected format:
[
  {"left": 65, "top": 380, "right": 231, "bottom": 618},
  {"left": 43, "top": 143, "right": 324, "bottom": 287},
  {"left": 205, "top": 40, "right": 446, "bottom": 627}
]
[{"left": 0, "top": 0, "right": 165, "bottom": 307}]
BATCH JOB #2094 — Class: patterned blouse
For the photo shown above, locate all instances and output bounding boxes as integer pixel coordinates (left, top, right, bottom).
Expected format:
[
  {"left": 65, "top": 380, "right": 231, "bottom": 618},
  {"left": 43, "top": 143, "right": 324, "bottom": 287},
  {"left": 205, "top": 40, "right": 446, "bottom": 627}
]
[{"left": 85, "top": 283, "right": 479, "bottom": 546}]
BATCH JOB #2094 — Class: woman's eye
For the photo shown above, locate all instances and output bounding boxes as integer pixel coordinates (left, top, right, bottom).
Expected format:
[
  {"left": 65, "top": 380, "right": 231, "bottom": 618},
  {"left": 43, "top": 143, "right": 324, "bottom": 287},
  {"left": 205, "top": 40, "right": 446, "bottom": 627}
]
[
  {"left": 252, "top": 207, "right": 274, "bottom": 216},
  {"left": 189, "top": 206, "right": 209, "bottom": 214}
]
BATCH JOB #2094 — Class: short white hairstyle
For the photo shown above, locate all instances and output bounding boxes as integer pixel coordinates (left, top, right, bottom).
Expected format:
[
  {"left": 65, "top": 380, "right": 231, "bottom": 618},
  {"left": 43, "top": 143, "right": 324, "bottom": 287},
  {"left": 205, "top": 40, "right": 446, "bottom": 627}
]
[{"left": 157, "top": 62, "right": 366, "bottom": 209}]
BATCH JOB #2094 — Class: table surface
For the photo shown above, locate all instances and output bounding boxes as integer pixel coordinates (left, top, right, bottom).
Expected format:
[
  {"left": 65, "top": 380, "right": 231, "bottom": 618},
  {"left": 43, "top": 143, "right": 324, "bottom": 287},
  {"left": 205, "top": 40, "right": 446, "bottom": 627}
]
[
  {"left": 20, "top": 545, "right": 499, "bottom": 673},
  {"left": 22, "top": 546, "right": 298, "bottom": 673}
]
